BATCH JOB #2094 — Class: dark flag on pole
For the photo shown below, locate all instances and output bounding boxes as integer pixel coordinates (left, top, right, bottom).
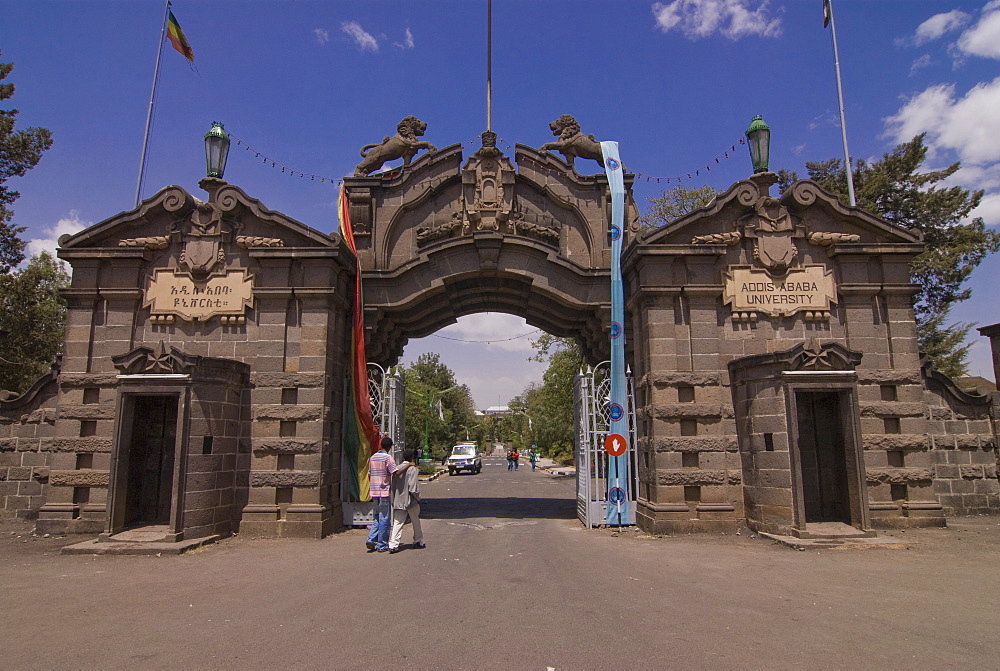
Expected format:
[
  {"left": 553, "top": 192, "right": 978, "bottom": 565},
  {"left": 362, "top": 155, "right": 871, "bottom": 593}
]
[{"left": 823, "top": 0, "right": 832, "bottom": 28}]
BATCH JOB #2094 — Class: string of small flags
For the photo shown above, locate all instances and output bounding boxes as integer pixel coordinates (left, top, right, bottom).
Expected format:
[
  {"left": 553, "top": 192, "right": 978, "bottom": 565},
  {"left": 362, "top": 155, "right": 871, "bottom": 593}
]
[
  {"left": 431, "top": 327, "right": 542, "bottom": 344},
  {"left": 229, "top": 133, "right": 344, "bottom": 186},
  {"left": 229, "top": 130, "right": 747, "bottom": 188},
  {"left": 634, "top": 138, "right": 748, "bottom": 185}
]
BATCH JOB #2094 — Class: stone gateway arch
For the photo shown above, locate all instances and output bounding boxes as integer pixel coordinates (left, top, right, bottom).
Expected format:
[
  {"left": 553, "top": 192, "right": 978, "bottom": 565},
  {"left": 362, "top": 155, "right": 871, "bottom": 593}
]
[
  {"left": 347, "top": 134, "right": 634, "bottom": 365},
  {"left": 1, "top": 122, "right": 997, "bottom": 547}
]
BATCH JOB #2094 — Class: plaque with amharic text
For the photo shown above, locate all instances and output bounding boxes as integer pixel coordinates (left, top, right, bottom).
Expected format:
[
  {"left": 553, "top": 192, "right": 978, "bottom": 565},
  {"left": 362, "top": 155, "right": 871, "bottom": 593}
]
[{"left": 145, "top": 269, "right": 253, "bottom": 321}]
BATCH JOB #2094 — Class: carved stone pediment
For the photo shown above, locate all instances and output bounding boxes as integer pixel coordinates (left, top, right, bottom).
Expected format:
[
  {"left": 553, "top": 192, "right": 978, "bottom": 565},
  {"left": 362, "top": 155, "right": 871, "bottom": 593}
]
[
  {"left": 787, "top": 341, "right": 863, "bottom": 372},
  {"left": 113, "top": 341, "right": 199, "bottom": 375},
  {"left": 414, "top": 132, "right": 560, "bottom": 249},
  {"left": 112, "top": 341, "right": 250, "bottom": 386},
  {"left": 728, "top": 341, "right": 863, "bottom": 386}
]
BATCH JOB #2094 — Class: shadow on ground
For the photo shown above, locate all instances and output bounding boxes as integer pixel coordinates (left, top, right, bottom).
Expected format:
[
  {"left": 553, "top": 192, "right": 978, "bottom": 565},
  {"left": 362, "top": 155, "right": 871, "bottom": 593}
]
[{"left": 420, "top": 496, "right": 576, "bottom": 520}]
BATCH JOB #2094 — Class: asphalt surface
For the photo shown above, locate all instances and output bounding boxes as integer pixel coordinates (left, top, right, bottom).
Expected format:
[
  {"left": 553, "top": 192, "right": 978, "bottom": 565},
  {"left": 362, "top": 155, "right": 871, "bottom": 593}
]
[{"left": 3, "top": 455, "right": 999, "bottom": 669}]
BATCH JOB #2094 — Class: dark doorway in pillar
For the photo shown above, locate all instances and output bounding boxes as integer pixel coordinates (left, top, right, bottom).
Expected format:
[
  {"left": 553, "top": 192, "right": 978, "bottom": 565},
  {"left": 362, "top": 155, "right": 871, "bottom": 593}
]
[
  {"left": 795, "top": 391, "right": 851, "bottom": 524},
  {"left": 123, "top": 396, "right": 178, "bottom": 527}
]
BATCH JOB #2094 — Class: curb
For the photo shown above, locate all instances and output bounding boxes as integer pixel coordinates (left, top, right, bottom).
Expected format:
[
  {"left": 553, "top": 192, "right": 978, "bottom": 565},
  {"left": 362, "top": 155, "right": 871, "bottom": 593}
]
[{"left": 419, "top": 469, "right": 447, "bottom": 482}]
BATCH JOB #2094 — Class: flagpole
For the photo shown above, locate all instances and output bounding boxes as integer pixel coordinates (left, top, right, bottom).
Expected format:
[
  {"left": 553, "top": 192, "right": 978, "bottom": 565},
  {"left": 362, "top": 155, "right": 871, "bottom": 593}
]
[
  {"left": 826, "top": 0, "right": 856, "bottom": 207},
  {"left": 135, "top": 0, "right": 171, "bottom": 208},
  {"left": 486, "top": 0, "right": 492, "bottom": 132}
]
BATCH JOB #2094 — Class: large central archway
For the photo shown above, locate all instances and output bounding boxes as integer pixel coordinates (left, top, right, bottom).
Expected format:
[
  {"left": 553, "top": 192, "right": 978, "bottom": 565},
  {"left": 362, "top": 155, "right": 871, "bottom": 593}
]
[{"left": 343, "top": 138, "right": 638, "bottom": 364}]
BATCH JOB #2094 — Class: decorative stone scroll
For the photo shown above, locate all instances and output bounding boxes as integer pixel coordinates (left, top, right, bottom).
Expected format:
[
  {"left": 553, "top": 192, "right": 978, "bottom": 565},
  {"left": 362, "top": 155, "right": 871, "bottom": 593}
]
[
  {"left": 724, "top": 266, "right": 836, "bottom": 318},
  {"left": 145, "top": 268, "right": 253, "bottom": 322}
]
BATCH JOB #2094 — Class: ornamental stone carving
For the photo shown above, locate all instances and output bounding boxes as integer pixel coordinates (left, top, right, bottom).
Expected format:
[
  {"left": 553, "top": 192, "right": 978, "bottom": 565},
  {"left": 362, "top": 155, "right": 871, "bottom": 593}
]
[
  {"left": 354, "top": 116, "right": 437, "bottom": 177},
  {"left": 540, "top": 114, "right": 605, "bottom": 172},
  {"left": 463, "top": 130, "right": 515, "bottom": 232},
  {"left": 180, "top": 200, "right": 228, "bottom": 278}
]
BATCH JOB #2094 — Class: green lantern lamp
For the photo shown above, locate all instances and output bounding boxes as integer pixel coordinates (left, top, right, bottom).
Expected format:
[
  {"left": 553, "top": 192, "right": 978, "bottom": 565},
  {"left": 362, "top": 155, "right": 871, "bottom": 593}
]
[
  {"left": 745, "top": 115, "right": 771, "bottom": 174},
  {"left": 204, "top": 122, "right": 231, "bottom": 179}
]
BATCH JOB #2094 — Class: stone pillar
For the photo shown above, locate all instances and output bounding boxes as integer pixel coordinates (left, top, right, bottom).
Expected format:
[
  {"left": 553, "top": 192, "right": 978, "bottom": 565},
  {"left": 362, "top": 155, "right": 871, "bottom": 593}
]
[{"left": 978, "top": 323, "right": 1000, "bottom": 385}]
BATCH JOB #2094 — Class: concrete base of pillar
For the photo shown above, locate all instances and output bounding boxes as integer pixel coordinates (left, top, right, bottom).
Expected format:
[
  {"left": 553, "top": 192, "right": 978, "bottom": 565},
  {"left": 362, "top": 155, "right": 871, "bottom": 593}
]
[
  {"left": 35, "top": 504, "right": 104, "bottom": 535},
  {"left": 636, "top": 499, "right": 743, "bottom": 534}
]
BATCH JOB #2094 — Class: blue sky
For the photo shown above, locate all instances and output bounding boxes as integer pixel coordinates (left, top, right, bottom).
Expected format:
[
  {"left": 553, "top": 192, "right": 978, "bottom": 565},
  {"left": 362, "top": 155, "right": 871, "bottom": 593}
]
[{"left": 2, "top": 0, "right": 999, "bottom": 406}]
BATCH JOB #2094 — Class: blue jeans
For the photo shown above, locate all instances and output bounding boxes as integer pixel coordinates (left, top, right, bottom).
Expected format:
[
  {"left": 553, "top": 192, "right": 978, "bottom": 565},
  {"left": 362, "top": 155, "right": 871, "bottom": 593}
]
[{"left": 367, "top": 497, "right": 391, "bottom": 551}]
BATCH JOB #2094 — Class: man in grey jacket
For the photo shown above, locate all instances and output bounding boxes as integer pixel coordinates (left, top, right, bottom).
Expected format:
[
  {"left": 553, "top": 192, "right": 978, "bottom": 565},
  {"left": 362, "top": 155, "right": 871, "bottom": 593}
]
[{"left": 388, "top": 448, "right": 425, "bottom": 554}]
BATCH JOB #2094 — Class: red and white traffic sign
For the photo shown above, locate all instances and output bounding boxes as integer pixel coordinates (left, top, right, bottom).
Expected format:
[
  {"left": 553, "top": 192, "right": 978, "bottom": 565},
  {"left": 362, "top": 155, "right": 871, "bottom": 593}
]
[{"left": 604, "top": 433, "right": 627, "bottom": 456}]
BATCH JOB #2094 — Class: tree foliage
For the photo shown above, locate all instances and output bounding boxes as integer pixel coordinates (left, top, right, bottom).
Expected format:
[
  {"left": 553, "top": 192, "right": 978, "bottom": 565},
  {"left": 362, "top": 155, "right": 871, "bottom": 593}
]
[
  {"left": 513, "top": 334, "right": 585, "bottom": 464},
  {"left": 0, "top": 252, "right": 69, "bottom": 393},
  {"left": 401, "top": 352, "right": 476, "bottom": 462},
  {"left": 777, "top": 134, "right": 1000, "bottom": 376},
  {"left": 0, "top": 54, "right": 54, "bottom": 274},
  {"left": 640, "top": 184, "right": 720, "bottom": 231}
]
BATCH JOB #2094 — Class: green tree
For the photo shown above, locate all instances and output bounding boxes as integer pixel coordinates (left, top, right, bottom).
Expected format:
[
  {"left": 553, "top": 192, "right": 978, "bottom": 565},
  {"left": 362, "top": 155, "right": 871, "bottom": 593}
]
[
  {"left": 517, "top": 334, "right": 585, "bottom": 464},
  {"left": 401, "top": 353, "right": 476, "bottom": 462},
  {"left": 777, "top": 134, "right": 1000, "bottom": 376},
  {"left": 0, "top": 252, "right": 69, "bottom": 393},
  {"left": 640, "top": 184, "right": 720, "bottom": 231},
  {"left": 1, "top": 54, "right": 54, "bottom": 274}
]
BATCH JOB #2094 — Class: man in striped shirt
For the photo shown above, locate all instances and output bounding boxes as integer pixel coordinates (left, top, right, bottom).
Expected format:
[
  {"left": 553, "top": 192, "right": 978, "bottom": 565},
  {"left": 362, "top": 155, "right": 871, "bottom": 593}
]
[{"left": 366, "top": 435, "right": 398, "bottom": 552}]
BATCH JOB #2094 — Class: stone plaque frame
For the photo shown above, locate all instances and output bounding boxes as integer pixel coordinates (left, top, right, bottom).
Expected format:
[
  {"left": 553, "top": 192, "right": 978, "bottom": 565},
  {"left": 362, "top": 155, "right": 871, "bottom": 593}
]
[
  {"left": 724, "top": 265, "right": 836, "bottom": 318},
  {"left": 144, "top": 268, "right": 254, "bottom": 322}
]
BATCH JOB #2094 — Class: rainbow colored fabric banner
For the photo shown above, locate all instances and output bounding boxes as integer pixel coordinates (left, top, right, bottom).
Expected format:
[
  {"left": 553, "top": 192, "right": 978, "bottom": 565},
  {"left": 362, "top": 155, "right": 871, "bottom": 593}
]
[
  {"left": 339, "top": 187, "right": 380, "bottom": 502},
  {"left": 600, "top": 141, "right": 632, "bottom": 526},
  {"left": 167, "top": 9, "right": 194, "bottom": 63}
]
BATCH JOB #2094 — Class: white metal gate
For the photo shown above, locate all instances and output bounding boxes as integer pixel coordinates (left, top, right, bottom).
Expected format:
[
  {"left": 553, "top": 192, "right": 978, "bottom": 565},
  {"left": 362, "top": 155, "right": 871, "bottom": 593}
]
[
  {"left": 342, "top": 363, "right": 406, "bottom": 526},
  {"left": 574, "top": 361, "right": 638, "bottom": 527}
]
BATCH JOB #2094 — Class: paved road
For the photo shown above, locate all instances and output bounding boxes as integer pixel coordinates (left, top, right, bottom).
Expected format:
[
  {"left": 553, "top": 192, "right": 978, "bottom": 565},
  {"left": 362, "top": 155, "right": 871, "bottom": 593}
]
[{"left": 3, "top": 455, "right": 999, "bottom": 669}]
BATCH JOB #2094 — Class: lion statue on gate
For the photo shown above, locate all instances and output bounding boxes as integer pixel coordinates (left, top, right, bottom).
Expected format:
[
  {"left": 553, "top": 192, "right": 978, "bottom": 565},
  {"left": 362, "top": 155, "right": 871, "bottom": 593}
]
[
  {"left": 353, "top": 116, "right": 438, "bottom": 177},
  {"left": 540, "top": 114, "right": 605, "bottom": 171}
]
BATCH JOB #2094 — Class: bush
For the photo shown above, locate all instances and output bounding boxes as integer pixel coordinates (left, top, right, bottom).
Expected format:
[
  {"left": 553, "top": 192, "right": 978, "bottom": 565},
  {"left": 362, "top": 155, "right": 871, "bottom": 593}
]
[{"left": 418, "top": 461, "right": 437, "bottom": 475}]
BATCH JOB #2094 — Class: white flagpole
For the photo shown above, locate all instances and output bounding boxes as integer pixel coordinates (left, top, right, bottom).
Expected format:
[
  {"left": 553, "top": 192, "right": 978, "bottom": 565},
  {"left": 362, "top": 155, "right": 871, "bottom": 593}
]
[
  {"left": 135, "top": 0, "right": 171, "bottom": 208},
  {"left": 826, "top": 0, "right": 857, "bottom": 207},
  {"left": 486, "top": 0, "right": 492, "bottom": 132}
]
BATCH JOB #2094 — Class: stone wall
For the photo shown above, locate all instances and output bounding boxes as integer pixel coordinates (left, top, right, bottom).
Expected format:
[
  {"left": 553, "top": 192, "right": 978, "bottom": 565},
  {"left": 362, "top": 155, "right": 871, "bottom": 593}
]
[
  {"left": 625, "top": 176, "right": 998, "bottom": 536},
  {"left": 922, "top": 363, "right": 999, "bottom": 516},
  {"left": 0, "top": 364, "right": 59, "bottom": 519},
  {"left": 27, "top": 180, "right": 356, "bottom": 539}
]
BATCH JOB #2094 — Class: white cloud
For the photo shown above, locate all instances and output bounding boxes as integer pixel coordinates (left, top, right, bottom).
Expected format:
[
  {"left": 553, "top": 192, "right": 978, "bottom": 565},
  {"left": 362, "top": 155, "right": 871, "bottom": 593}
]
[
  {"left": 884, "top": 76, "right": 1000, "bottom": 232},
  {"left": 913, "top": 9, "right": 970, "bottom": 45},
  {"left": 808, "top": 111, "right": 840, "bottom": 131},
  {"left": 341, "top": 21, "right": 379, "bottom": 52},
  {"left": 885, "top": 77, "right": 1000, "bottom": 168},
  {"left": 651, "top": 0, "right": 781, "bottom": 41},
  {"left": 393, "top": 27, "right": 414, "bottom": 49},
  {"left": 313, "top": 28, "right": 329, "bottom": 45},
  {"left": 956, "top": 3, "right": 1000, "bottom": 59},
  {"left": 909, "top": 53, "right": 933, "bottom": 75},
  {"left": 970, "top": 191, "right": 1000, "bottom": 227},
  {"left": 436, "top": 314, "right": 540, "bottom": 353},
  {"left": 26, "top": 211, "right": 89, "bottom": 261}
]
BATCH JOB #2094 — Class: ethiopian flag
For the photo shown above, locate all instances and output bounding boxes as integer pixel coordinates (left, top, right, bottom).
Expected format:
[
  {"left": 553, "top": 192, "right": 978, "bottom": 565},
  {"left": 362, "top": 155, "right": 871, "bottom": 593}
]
[
  {"left": 339, "top": 187, "right": 380, "bottom": 501},
  {"left": 167, "top": 8, "right": 194, "bottom": 63}
]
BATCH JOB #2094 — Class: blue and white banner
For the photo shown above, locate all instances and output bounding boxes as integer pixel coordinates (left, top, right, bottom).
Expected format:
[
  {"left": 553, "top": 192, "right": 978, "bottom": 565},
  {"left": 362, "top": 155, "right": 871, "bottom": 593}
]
[{"left": 600, "top": 141, "right": 631, "bottom": 526}]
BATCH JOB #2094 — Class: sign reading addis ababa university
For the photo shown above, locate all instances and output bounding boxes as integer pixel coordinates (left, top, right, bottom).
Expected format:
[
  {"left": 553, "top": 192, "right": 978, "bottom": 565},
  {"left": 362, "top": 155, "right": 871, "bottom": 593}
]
[
  {"left": 145, "top": 268, "right": 253, "bottom": 321},
  {"left": 724, "top": 266, "right": 836, "bottom": 317}
]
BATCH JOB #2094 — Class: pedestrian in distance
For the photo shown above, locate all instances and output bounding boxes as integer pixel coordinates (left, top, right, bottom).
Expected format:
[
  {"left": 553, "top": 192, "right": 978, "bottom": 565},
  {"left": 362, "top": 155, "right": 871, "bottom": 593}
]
[
  {"left": 388, "top": 448, "right": 425, "bottom": 554},
  {"left": 366, "top": 435, "right": 398, "bottom": 553},
  {"left": 511, "top": 449, "right": 520, "bottom": 470},
  {"left": 507, "top": 449, "right": 515, "bottom": 471},
  {"left": 530, "top": 446, "right": 539, "bottom": 471}
]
